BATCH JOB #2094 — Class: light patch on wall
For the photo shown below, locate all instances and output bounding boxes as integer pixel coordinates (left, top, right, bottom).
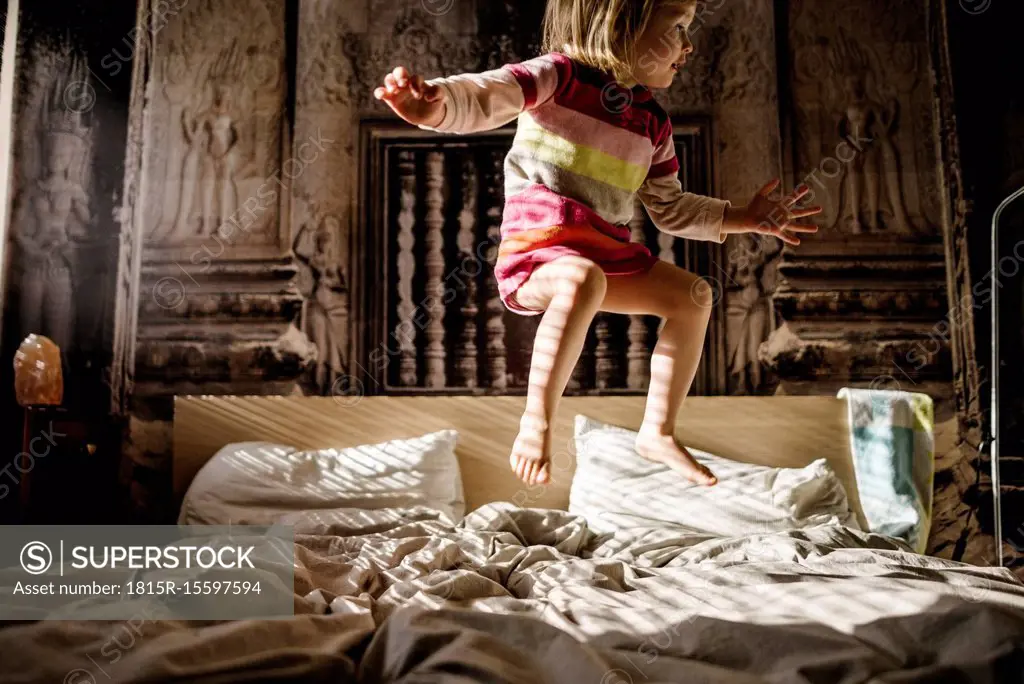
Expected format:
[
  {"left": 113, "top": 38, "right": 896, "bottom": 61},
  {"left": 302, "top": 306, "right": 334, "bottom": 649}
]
[{"left": 0, "top": 0, "right": 19, "bottom": 337}]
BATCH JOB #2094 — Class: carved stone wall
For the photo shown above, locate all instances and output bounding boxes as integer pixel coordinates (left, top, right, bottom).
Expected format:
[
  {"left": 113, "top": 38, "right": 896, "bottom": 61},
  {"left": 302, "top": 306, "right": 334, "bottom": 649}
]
[
  {"left": 0, "top": 0, "right": 142, "bottom": 522},
  {"left": 767, "top": 0, "right": 947, "bottom": 383},
  {"left": 762, "top": 0, "right": 995, "bottom": 567},
  {"left": 1, "top": 3, "right": 138, "bottom": 413},
  {"left": 651, "top": 0, "right": 784, "bottom": 395},
  {"left": 132, "top": 0, "right": 309, "bottom": 399},
  {"left": 120, "top": 0, "right": 316, "bottom": 521},
  {"left": 0, "top": 0, "right": 787, "bottom": 521},
  {"left": 5, "top": 0, "right": 1001, "bottom": 545}
]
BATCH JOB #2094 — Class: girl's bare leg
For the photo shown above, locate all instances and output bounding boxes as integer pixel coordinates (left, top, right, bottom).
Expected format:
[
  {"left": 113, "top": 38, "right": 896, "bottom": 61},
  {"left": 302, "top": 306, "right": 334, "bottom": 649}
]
[
  {"left": 508, "top": 255, "right": 607, "bottom": 485},
  {"left": 601, "top": 260, "right": 718, "bottom": 485}
]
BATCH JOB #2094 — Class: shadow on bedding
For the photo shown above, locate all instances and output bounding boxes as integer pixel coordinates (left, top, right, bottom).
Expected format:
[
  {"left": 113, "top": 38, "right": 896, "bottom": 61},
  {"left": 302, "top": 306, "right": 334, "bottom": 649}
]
[{"left": 358, "top": 599, "right": 1024, "bottom": 684}]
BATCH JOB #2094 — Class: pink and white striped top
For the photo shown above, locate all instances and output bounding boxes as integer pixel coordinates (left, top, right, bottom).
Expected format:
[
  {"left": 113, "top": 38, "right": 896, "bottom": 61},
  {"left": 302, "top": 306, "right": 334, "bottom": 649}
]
[{"left": 418, "top": 52, "right": 731, "bottom": 312}]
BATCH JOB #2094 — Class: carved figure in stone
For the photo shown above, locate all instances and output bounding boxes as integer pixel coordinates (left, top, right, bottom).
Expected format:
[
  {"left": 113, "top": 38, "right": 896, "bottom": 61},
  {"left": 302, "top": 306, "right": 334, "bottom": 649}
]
[
  {"left": 173, "top": 102, "right": 209, "bottom": 238},
  {"left": 294, "top": 216, "right": 349, "bottom": 392},
  {"left": 173, "top": 46, "right": 243, "bottom": 238},
  {"left": 829, "top": 34, "right": 914, "bottom": 235},
  {"left": 200, "top": 83, "right": 241, "bottom": 235},
  {"left": 726, "top": 235, "right": 780, "bottom": 395},
  {"left": 14, "top": 49, "right": 93, "bottom": 355}
]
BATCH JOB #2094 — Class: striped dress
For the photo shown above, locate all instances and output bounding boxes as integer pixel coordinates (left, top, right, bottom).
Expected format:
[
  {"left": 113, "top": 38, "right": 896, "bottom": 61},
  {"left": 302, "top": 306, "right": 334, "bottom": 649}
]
[{"left": 420, "top": 52, "right": 730, "bottom": 315}]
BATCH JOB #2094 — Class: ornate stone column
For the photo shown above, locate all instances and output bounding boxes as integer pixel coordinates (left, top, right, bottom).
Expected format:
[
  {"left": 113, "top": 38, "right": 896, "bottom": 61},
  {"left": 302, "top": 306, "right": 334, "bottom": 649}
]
[
  {"left": 131, "top": 0, "right": 314, "bottom": 401},
  {"left": 120, "top": 0, "right": 317, "bottom": 521}
]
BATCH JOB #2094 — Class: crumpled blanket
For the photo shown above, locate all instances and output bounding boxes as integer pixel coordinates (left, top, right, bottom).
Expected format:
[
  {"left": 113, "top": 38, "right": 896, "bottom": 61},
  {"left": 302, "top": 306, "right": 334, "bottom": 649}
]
[{"left": 1, "top": 503, "right": 1023, "bottom": 683}]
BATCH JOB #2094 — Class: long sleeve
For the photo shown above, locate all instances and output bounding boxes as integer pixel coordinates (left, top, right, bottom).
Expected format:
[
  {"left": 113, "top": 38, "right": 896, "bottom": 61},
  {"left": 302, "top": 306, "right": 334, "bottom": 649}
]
[
  {"left": 417, "top": 53, "right": 570, "bottom": 135},
  {"left": 638, "top": 128, "right": 730, "bottom": 243}
]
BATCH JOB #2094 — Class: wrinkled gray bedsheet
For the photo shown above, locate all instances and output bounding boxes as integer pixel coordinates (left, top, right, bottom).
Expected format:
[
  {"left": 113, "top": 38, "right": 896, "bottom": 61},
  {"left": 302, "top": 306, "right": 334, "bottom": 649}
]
[{"left": 2, "top": 503, "right": 1023, "bottom": 683}]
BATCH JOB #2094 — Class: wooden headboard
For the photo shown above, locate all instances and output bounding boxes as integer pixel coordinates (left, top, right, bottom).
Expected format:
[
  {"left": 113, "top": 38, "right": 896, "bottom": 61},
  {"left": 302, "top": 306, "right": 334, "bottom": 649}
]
[{"left": 173, "top": 395, "right": 865, "bottom": 528}]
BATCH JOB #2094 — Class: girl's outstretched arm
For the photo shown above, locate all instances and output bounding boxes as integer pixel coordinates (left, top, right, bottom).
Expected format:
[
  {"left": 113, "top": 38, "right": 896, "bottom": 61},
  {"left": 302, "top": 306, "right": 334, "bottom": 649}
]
[
  {"left": 638, "top": 128, "right": 821, "bottom": 245},
  {"left": 637, "top": 128, "right": 730, "bottom": 243},
  {"left": 374, "top": 54, "right": 570, "bottom": 135},
  {"left": 638, "top": 172, "right": 731, "bottom": 244}
]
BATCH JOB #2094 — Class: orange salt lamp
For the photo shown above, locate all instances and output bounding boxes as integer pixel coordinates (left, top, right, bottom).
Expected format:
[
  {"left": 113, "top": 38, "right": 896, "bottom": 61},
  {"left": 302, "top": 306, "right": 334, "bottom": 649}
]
[{"left": 13, "top": 334, "right": 63, "bottom": 407}]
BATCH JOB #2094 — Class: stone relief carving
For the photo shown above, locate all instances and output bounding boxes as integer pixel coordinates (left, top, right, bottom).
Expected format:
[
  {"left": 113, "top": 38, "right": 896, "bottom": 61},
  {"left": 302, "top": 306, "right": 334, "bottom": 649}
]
[
  {"left": 826, "top": 33, "right": 921, "bottom": 235},
  {"left": 297, "top": 2, "right": 354, "bottom": 107},
  {"left": 110, "top": 4, "right": 154, "bottom": 415},
  {"left": 790, "top": 1, "right": 938, "bottom": 238},
  {"left": 726, "top": 235, "right": 781, "bottom": 394},
  {"left": 662, "top": 0, "right": 775, "bottom": 110},
  {"left": 293, "top": 213, "right": 349, "bottom": 393},
  {"left": 144, "top": 0, "right": 284, "bottom": 251},
  {"left": 172, "top": 44, "right": 244, "bottom": 239},
  {"left": 662, "top": 0, "right": 782, "bottom": 395},
  {"left": 341, "top": 7, "right": 483, "bottom": 114},
  {"left": 10, "top": 40, "right": 95, "bottom": 357}
]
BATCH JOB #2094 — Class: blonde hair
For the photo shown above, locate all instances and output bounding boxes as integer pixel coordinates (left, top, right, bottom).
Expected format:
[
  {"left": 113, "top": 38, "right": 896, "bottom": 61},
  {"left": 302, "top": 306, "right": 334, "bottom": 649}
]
[{"left": 541, "top": 0, "right": 696, "bottom": 86}]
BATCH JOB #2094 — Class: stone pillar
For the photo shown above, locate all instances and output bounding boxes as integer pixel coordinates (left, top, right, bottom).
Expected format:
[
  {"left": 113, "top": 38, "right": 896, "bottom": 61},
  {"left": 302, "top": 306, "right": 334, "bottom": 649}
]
[
  {"left": 131, "top": 0, "right": 314, "bottom": 402},
  {"left": 120, "top": 0, "right": 317, "bottom": 522}
]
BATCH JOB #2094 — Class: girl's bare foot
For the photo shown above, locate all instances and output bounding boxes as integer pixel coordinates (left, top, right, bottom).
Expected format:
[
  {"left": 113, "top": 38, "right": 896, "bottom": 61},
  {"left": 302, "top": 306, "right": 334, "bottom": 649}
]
[
  {"left": 635, "top": 427, "right": 717, "bottom": 486},
  {"left": 509, "top": 414, "right": 551, "bottom": 485}
]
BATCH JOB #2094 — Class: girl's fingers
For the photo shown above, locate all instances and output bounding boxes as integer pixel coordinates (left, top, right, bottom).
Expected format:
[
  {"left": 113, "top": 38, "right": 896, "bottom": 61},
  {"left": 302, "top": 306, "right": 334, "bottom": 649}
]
[
  {"left": 758, "top": 178, "right": 781, "bottom": 197},
  {"left": 384, "top": 73, "right": 399, "bottom": 94},
  {"left": 410, "top": 74, "right": 425, "bottom": 98},
  {"left": 762, "top": 224, "right": 799, "bottom": 245},
  {"left": 393, "top": 65, "right": 410, "bottom": 88},
  {"left": 784, "top": 185, "right": 810, "bottom": 206},
  {"left": 752, "top": 211, "right": 814, "bottom": 244},
  {"left": 789, "top": 206, "right": 823, "bottom": 219}
]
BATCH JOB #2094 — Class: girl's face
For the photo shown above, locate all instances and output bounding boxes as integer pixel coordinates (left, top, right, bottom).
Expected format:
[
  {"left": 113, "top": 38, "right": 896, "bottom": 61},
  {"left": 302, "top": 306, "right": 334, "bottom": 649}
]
[{"left": 632, "top": 2, "right": 697, "bottom": 89}]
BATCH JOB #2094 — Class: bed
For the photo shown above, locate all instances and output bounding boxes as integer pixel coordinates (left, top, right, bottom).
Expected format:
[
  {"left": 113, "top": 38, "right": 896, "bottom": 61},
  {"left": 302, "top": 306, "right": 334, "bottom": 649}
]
[{"left": 2, "top": 394, "right": 1024, "bottom": 683}]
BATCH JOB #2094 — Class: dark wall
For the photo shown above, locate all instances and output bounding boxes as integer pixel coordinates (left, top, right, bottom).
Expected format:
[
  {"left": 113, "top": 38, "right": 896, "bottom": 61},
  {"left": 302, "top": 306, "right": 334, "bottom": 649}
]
[{"left": 946, "top": 0, "right": 1024, "bottom": 551}]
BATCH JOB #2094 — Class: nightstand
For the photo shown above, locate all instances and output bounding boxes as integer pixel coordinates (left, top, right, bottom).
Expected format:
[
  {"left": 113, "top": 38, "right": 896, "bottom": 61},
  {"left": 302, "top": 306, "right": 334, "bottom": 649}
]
[{"left": 15, "top": 406, "right": 123, "bottom": 524}]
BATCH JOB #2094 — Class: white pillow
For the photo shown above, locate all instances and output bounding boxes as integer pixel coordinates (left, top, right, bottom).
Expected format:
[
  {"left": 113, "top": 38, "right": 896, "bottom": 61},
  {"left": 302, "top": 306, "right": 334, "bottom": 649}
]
[
  {"left": 569, "top": 415, "right": 860, "bottom": 536},
  {"left": 178, "top": 430, "right": 465, "bottom": 525}
]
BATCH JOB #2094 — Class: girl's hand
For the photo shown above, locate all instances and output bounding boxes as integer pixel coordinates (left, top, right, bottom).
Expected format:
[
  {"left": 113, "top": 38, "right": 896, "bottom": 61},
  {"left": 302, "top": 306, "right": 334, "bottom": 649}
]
[
  {"left": 373, "top": 66, "right": 447, "bottom": 128},
  {"left": 723, "top": 179, "right": 822, "bottom": 246}
]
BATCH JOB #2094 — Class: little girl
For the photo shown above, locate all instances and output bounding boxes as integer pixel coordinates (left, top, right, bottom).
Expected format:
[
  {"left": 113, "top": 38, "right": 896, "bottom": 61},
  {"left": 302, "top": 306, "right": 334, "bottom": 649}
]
[{"left": 374, "top": 0, "right": 820, "bottom": 487}]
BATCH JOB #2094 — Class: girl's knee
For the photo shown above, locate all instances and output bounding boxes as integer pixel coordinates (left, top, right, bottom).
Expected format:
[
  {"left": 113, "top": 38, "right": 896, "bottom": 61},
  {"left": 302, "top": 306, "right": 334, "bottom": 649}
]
[
  {"left": 660, "top": 270, "right": 714, "bottom": 318},
  {"left": 554, "top": 257, "right": 607, "bottom": 302},
  {"left": 573, "top": 264, "right": 602, "bottom": 303},
  {"left": 575, "top": 261, "right": 607, "bottom": 302},
  {"left": 686, "top": 277, "right": 717, "bottom": 313}
]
